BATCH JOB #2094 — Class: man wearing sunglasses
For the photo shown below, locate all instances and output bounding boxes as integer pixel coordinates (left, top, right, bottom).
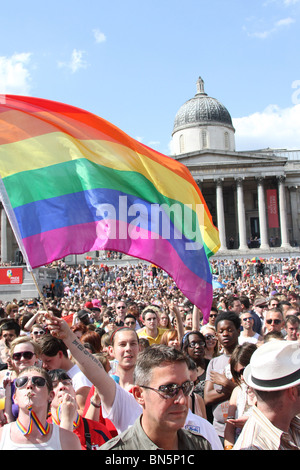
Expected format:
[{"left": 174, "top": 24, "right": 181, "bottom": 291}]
[
  {"left": 100, "top": 345, "right": 211, "bottom": 450},
  {"left": 238, "top": 313, "right": 263, "bottom": 345},
  {"left": 264, "top": 308, "right": 285, "bottom": 336},
  {"left": 115, "top": 302, "right": 127, "bottom": 326},
  {"left": 207, "top": 308, "right": 218, "bottom": 327},
  {"left": 45, "top": 314, "right": 222, "bottom": 450}
]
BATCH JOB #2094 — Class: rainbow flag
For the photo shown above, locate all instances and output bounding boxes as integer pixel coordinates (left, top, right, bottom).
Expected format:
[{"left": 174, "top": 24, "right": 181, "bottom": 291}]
[{"left": 0, "top": 95, "right": 220, "bottom": 318}]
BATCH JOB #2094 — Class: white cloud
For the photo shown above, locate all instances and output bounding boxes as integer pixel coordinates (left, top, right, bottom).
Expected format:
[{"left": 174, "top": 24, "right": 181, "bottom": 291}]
[
  {"left": 250, "top": 29, "right": 272, "bottom": 39},
  {"left": 148, "top": 141, "right": 161, "bottom": 148},
  {"left": 275, "top": 17, "right": 295, "bottom": 26},
  {"left": 93, "top": 29, "right": 106, "bottom": 44},
  {"left": 0, "top": 52, "right": 32, "bottom": 95},
  {"left": 135, "top": 136, "right": 161, "bottom": 151},
  {"left": 263, "top": 0, "right": 300, "bottom": 7},
  {"left": 58, "top": 49, "right": 89, "bottom": 73},
  {"left": 284, "top": 0, "right": 300, "bottom": 5},
  {"left": 246, "top": 16, "right": 295, "bottom": 38},
  {"left": 233, "top": 103, "right": 300, "bottom": 151}
]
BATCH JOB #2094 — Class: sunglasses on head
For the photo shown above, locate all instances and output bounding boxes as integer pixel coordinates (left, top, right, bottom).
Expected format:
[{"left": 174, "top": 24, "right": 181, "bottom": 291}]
[
  {"left": 140, "top": 380, "right": 194, "bottom": 399},
  {"left": 15, "top": 375, "right": 46, "bottom": 389},
  {"left": 12, "top": 351, "right": 35, "bottom": 361}
]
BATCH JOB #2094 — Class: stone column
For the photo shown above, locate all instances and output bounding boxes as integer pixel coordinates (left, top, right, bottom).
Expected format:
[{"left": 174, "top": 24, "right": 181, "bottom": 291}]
[
  {"left": 1, "top": 206, "right": 8, "bottom": 263},
  {"left": 278, "top": 176, "right": 290, "bottom": 248},
  {"left": 236, "top": 178, "right": 248, "bottom": 250},
  {"left": 215, "top": 178, "right": 227, "bottom": 250},
  {"left": 257, "top": 177, "right": 269, "bottom": 249},
  {"left": 289, "top": 186, "right": 299, "bottom": 245}
]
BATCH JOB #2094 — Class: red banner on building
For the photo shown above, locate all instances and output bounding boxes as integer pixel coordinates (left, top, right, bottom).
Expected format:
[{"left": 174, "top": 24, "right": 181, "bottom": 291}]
[
  {"left": 267, "top": 189, "right": 279, "bottom": 228},
  {"left": 0, "top": 268, "right": 23, "bottom": 285}
]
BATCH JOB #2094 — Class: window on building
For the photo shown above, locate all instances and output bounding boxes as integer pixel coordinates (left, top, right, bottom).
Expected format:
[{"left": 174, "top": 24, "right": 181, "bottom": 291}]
[
  {"left": 179, "top": 134, "right": 184, "bottom": 153},
  {"left": 202, "top": 130, "right": 208, "bottom": 149},
  {"left": 224, "top": 132, "right": 230, "bottom": 150}
]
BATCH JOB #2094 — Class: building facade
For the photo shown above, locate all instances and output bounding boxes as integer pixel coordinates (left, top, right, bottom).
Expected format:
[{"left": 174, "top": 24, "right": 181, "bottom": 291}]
[{"left": 171, "top": 77, "right": 300, "bottom": 256}]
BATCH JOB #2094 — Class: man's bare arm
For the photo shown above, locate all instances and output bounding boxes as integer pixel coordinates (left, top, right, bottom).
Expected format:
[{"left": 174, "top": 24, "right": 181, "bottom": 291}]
[{"left": 46, "top": 314, "right": 117, "bottom": 411}]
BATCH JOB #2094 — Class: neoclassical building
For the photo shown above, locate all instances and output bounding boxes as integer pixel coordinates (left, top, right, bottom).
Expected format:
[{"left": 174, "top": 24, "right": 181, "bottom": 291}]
[
  {"left": 171, "top": 77, "right": 300, "bottom": 256},
  {"left": 1, "top": 77, "right": 300, "bottom": 264}
]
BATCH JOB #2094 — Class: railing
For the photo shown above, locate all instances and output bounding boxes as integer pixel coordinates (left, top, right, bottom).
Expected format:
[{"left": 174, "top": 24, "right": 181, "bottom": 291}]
[{"left": 214, "top": 261, "right": 288, "bottom": 278}]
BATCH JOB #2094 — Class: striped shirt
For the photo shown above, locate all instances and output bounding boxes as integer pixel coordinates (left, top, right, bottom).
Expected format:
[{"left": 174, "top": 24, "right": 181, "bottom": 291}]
[{"left": 233, "top": 406, "right": 300, "bottom": 450}]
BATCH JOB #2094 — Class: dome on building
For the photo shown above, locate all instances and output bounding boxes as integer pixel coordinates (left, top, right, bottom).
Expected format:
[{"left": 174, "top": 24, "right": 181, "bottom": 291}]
[
  {"left": 171, "top": 77, "right": 235, "bottom": 155},
  {"left": 172, "top": 77, "right": 234, "bottom": 134}
]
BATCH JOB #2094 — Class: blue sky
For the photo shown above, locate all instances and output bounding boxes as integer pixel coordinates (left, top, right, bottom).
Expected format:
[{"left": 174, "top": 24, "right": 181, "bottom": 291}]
[{"left": 1, "top": 0, "right": 300, "bottom": 154}]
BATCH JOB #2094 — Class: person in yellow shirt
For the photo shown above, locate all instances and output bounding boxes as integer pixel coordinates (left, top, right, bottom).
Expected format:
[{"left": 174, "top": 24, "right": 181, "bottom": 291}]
[{"left": 137, "top": 306, "right": 168, "bottom": 346}]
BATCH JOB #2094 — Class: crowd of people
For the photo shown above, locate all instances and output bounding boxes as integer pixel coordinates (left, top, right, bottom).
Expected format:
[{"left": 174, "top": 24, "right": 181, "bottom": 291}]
[{"left": 0, "top": 255, "right": 299, "bottom": 450}]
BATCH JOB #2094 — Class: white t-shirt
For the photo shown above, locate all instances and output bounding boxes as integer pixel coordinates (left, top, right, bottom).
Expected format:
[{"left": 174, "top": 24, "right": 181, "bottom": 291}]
[
  {"left": 67, "top": 363, "right": 92, "bottom": 391},
  {"left": 238, "top": 332, "right": 260, "bottom": 345}
]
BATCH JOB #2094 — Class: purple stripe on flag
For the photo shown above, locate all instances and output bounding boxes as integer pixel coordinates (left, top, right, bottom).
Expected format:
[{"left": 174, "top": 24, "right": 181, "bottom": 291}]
[{"left": 23, "top": 219, "right": 212, "bottom": 320}]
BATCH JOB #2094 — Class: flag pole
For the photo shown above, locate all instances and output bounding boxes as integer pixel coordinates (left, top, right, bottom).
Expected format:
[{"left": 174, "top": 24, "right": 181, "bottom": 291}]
[
  {"left": 29, "top": 270, "right": 49, "bottom": 313},
  {"left": 0, "top": 177, "right": 49, "bottom": 312},
  {"left": 0, "top": 177, "right": 32, "bottom": 269}
]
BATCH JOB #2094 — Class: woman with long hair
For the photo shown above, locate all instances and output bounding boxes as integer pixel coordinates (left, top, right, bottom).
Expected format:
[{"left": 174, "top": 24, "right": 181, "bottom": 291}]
[{"left": 224, "top": 342, "right": 257, "bottom": 449}]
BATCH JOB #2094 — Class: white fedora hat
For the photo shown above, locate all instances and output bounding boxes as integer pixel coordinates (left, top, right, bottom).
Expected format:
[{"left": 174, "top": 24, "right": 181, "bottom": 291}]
[{"left": 243, "top": 340, "right": 300, "bottom": 391}]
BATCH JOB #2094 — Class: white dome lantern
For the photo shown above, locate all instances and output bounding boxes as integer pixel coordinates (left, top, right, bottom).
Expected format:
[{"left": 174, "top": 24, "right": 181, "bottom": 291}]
[{"left": 171, "top": 77, "right": 235, "bottom": 155}]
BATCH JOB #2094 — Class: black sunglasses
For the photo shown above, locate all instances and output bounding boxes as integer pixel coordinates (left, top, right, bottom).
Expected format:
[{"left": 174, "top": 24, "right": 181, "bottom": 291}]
[
  {"left": 12, "top": 351, "right": 35, "bottom": 361},
  {"left": 266, "top": 319, "right": 281, "bottom": 325},
  {"left": 139, "top": 380, "right": 194, "bottom": 399},
  {"left": 15, "top": 375, "right": 46, "bottom": 389}
]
